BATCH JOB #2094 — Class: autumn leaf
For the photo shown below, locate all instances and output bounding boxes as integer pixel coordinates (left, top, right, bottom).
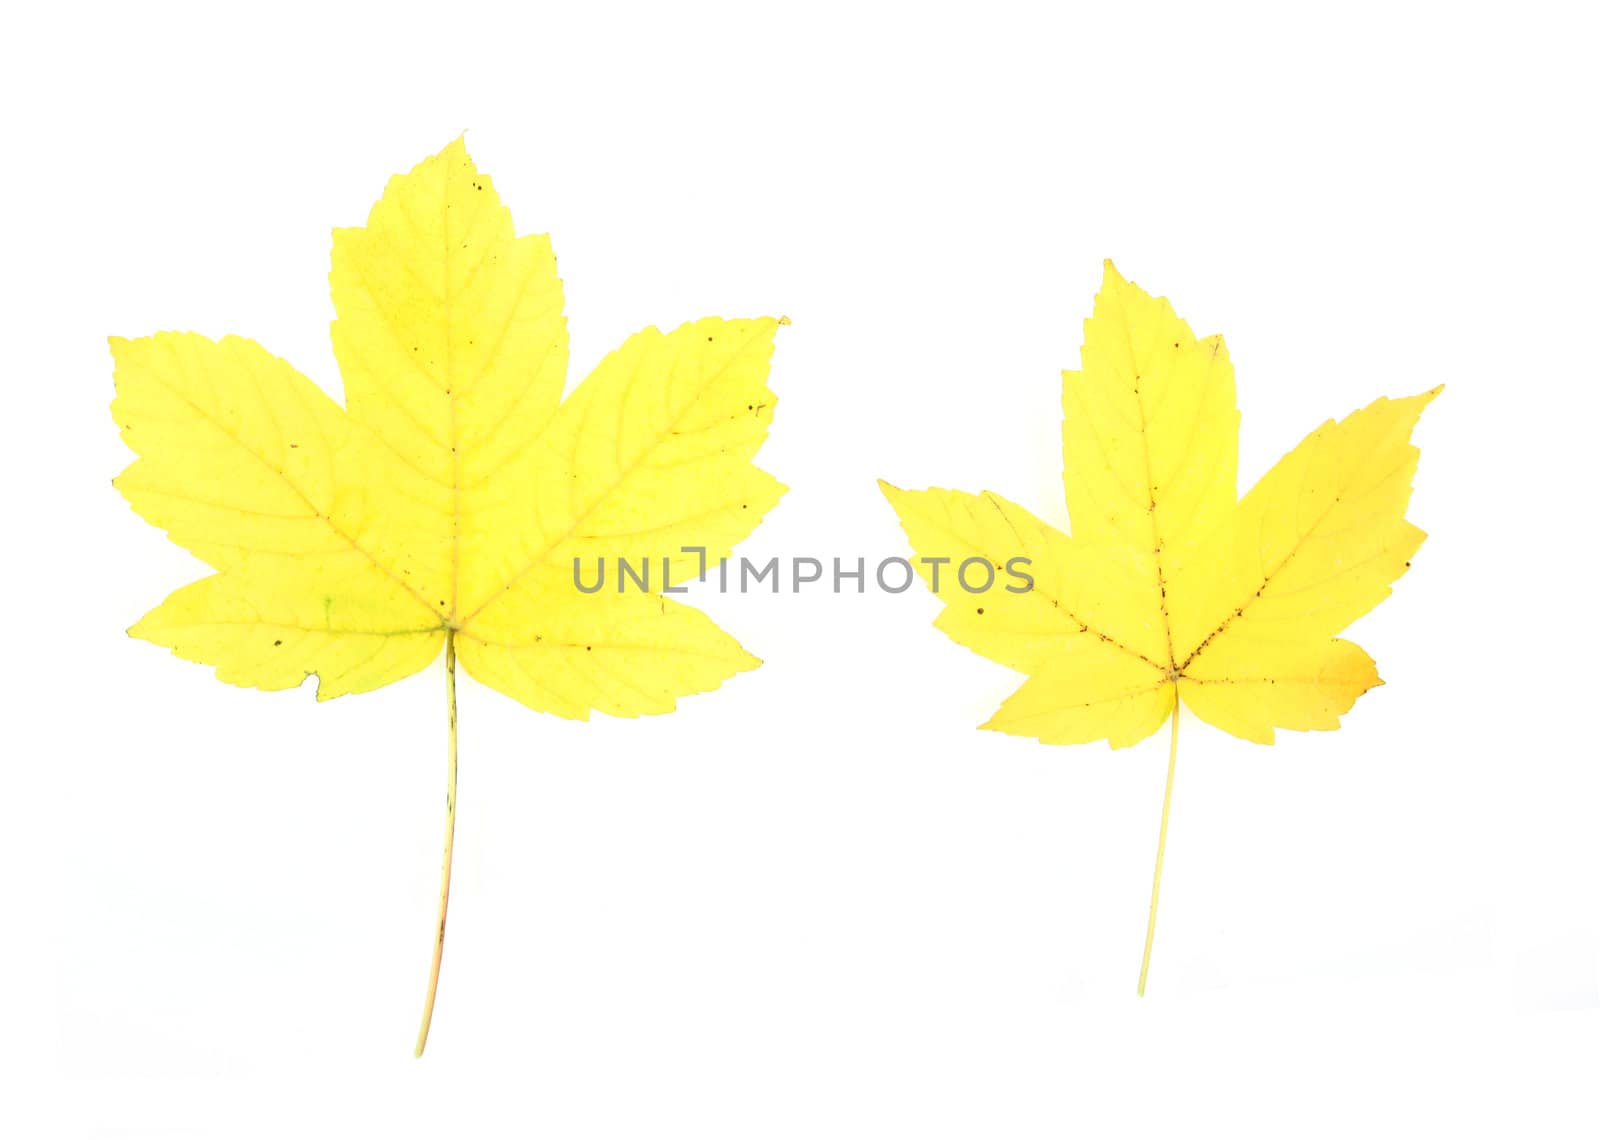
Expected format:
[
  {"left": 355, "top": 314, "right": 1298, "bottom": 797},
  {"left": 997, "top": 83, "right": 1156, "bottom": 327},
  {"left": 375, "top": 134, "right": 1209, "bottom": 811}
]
[
  {"left": 881, "top": 261, "right": 1436, "bottom": 992},
  {"left": 112, "top": 139, "right": 786, "bottom": 1053}
]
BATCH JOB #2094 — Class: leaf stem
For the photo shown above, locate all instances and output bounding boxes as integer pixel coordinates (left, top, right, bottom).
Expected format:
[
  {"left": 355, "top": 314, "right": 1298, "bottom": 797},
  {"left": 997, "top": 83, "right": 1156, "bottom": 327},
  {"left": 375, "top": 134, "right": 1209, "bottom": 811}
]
[
  {"left": 1138, "top": 698, "right": 1180, "bottom": 996},
  {"left": 414, "top": 629, "right": 458, "bottom": 1057}
]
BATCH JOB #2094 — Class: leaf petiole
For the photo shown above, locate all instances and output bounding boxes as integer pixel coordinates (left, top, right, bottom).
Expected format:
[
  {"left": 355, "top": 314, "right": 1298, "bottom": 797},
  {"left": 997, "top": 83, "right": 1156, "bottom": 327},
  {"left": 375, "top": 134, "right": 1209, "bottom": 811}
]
[
  {"left": 1137, "top": 697, "right": 1179, "bottom": 996},
  {"left": 414, "top": 629, "right": 458, "bottom": 1056}
]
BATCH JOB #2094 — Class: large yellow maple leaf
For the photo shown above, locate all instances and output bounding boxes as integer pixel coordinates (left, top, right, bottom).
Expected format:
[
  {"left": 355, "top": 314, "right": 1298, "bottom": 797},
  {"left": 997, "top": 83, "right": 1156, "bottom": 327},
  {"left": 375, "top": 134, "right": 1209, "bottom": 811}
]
[
  {"left": 881, "top": 261, "right": 1436, "bottom": 991},
  {"left": 112, "top": 140, "right": 785, "bottom": 1052}
]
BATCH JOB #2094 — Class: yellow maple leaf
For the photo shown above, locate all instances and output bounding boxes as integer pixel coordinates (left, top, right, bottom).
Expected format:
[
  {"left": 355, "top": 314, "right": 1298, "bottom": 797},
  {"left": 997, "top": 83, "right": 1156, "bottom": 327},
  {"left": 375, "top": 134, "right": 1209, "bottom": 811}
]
[
  {"left": 111, "top": 139, "right": 786, "bottom": 1053},
  {"left": 881, "top": 261, "right": 1436, "bottom": 992}
]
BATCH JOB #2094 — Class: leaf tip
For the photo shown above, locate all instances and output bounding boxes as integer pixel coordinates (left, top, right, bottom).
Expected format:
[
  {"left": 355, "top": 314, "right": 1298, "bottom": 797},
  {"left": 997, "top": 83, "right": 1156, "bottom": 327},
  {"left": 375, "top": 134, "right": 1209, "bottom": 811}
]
[{"left": 125, "top": 612, "right": 167, "bottom": 647}]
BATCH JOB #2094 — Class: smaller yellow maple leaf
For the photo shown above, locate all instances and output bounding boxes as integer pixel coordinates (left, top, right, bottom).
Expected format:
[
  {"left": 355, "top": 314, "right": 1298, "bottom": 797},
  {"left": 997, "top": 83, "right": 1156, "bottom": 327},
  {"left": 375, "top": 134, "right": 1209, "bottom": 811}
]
[
  {"left": 881, "top": 261, "right": 1437, "bottom": 991},
  {"left": 112, "top": 139, "right": 786, "bottom": 1052}
]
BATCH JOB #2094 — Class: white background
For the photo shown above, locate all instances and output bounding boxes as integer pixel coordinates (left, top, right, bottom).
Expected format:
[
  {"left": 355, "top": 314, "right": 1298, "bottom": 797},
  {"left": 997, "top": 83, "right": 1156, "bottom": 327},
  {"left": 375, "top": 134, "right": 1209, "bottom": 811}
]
[{"left": 4, "top": 0, "right": 1598, "bottom": 1135}]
